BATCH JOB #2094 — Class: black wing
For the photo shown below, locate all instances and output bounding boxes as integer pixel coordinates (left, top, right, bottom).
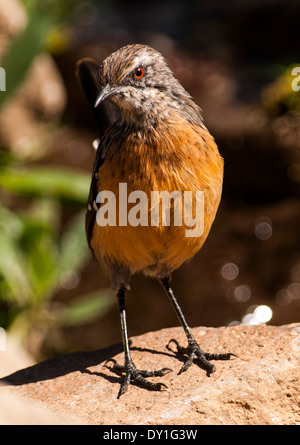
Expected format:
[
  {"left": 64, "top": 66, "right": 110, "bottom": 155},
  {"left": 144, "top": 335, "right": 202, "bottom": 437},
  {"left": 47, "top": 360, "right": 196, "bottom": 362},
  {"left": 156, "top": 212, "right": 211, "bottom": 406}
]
[{"left": 76, "top": 58, "right": 120, "bottom": 247}]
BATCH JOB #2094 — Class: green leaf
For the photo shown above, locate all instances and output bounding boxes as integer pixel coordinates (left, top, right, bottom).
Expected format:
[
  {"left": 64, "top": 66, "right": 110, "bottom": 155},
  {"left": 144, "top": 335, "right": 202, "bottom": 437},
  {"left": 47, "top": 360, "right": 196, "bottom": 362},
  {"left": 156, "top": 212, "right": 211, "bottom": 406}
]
[
  {"left": 57, "top": 210, "right": 89, "bottom": 276},
  {"left": 0, "top": 214, "right": 32, "bottom": 304},
  {"left": 0, "top": 9, "right": 55, "bottom": 107},
  {"left": 57, "top": 289, "right": 115, "bottom": 326},
  {"left": 0, "top": 166, "right": 90, "bottom": 204}
]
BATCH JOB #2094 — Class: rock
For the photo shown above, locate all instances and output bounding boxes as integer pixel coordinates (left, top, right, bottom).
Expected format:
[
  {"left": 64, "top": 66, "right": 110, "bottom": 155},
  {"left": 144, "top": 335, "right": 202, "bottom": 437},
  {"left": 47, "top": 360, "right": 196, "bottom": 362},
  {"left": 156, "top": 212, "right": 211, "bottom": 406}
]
[
  {"left": 0, "top": 334, "right": 35, "bottom": 378},
  {"left": 0, "top": 384, "right": 75, "bottom": 425},
  {"left": 1, "top": 323, "right": 300, "bottom": 425},
  {"left": 0, "top": 334, "right": 76, "bottom": 425}
]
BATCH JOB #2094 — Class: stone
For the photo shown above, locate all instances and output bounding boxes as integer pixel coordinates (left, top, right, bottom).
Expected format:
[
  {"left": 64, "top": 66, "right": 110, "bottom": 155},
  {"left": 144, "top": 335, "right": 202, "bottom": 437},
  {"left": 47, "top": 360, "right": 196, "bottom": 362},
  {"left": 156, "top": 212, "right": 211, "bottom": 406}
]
[
  {"left": 0, "top": 335, "right": 35, "bottom": 379},
  {"left": 1, "top": 323, "right": 300, "bottom": 425},
  {"left": 0, "top": 384, "right": 75, "bottom": 425},
  {"left": 0, "top": 334, "right": 76, "bottom": 424}
]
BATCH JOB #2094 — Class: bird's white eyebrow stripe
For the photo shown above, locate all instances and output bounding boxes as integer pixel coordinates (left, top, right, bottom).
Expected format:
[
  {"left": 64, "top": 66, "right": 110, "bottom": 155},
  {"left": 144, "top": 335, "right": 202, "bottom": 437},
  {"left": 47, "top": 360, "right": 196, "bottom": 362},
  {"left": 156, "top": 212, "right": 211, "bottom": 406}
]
[
  {"left": 121, "top": 53, "right": 154, "bottom": 78},
  {"left": 133, "top": 52, "right": 154, "bottom": 67}
]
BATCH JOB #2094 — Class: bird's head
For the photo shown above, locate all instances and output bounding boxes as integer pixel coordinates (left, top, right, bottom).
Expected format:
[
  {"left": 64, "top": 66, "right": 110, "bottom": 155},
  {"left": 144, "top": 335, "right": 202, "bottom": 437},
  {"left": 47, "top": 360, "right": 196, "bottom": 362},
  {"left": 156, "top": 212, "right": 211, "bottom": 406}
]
[{"left": 95, "top": 44, "right": 202, "bottom": 129}]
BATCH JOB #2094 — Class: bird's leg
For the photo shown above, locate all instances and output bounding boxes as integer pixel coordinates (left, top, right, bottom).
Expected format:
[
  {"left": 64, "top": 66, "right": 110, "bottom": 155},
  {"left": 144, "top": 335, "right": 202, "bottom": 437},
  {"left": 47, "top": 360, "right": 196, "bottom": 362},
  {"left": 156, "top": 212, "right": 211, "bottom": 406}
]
[
  {"left": 104, "top": 287, "right": 171, "bottom": 398},
  {"left": 160, "top": 278, "right": 235, "bottom": 376}
]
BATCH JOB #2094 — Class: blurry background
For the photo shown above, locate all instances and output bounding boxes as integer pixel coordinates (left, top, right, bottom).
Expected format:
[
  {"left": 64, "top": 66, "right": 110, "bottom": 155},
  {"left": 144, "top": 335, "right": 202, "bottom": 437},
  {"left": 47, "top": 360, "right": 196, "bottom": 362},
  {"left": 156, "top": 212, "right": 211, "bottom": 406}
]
[{"left": 0, "top": 0, "right": 299, "bottom": 363}]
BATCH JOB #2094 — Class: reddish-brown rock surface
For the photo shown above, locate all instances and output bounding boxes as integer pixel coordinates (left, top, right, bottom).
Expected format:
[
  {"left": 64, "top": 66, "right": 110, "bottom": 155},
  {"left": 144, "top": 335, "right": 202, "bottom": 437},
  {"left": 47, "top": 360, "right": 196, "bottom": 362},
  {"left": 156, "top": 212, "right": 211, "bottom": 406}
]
[{"left": 1, "top": 323, "right": 300, "bottom": 425}]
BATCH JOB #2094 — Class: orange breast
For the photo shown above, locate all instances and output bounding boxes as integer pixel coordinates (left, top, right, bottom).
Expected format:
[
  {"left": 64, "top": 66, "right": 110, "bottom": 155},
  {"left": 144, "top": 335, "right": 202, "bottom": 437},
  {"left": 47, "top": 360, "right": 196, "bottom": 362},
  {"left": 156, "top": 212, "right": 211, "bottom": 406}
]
[{"left": 90, "top": 120, "right": 223, "bottom": 275}]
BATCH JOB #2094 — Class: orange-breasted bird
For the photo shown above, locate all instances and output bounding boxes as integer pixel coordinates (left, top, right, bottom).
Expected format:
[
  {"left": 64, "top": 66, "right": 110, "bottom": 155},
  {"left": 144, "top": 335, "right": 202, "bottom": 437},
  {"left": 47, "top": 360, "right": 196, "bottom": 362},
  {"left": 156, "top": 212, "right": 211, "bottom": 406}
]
[{"left": 76, "top": 44, "right": 233, "bottom": 398}]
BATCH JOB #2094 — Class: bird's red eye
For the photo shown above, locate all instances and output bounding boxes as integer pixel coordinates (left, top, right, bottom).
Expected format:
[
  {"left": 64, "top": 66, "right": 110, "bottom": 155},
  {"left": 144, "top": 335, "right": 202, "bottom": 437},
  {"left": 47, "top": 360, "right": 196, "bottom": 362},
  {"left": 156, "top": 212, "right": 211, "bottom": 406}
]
[{"left": 134, "top": 67, "right": 144, "bottom": 79}]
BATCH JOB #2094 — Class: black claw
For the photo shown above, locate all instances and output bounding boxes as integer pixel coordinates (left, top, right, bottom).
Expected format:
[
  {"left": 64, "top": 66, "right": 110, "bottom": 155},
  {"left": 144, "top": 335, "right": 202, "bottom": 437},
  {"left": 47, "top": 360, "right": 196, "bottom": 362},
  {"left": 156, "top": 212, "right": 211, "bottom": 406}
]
[
  {"left": 104, "top": 358, "right": 171, "bottom": 397},
  {"left": 166, "top": 337, "right": 235, "bottom": 376},
  {"left": 138, "top": 367, "right": 172, "bottom": 378},
  {"left": 104, "top": 358, "right": 124, "bottom": 374},
  {"left": 205, "top": 352, "right": 238, "bottom": 361},
  {"left": 167, "top": 338, "right": 187, "bottom": 355}
]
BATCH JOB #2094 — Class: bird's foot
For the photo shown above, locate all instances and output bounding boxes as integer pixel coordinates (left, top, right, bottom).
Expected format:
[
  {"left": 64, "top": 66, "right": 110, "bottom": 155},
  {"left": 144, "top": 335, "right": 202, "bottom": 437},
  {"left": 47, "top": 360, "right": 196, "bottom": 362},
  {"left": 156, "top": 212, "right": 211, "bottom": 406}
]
[
  {"left": 104, "top": 358, "right": 172, "bottom": 398},
  {"left": 167, "top": 338, "right": 236, "bottom": 376}
]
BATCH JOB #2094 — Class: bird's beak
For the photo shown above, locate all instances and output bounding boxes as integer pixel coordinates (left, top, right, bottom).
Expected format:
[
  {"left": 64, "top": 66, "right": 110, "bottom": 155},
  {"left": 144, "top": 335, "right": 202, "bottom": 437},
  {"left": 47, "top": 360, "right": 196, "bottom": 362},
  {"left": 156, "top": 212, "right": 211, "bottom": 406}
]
[{"left": 94, "top": 84, "right": 118, "bottom": 108}]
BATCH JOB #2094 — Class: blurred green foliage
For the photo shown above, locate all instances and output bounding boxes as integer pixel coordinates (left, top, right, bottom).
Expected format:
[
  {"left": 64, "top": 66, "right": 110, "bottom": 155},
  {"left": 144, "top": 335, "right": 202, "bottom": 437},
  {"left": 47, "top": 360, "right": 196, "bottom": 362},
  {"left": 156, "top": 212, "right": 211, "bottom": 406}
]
[
  {"left": 0, "top": 153, "right": 115, "bottom": 353},
  {"left": 0, "top": 0, "right": 115, "bottom": 356},
  {"left": 0, "top": 0, "right": 95, "bottom": 106},
  {"left": 261, "top": 64, "right": 300, "bottom": 117}
]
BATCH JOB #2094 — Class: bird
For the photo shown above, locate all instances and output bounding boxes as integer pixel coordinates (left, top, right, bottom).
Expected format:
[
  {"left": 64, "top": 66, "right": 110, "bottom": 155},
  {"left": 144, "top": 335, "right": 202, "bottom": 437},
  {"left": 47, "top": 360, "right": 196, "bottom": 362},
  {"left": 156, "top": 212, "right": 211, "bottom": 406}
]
[{"left": 76, "top": 44, "right": 233, "bottom": 398}]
